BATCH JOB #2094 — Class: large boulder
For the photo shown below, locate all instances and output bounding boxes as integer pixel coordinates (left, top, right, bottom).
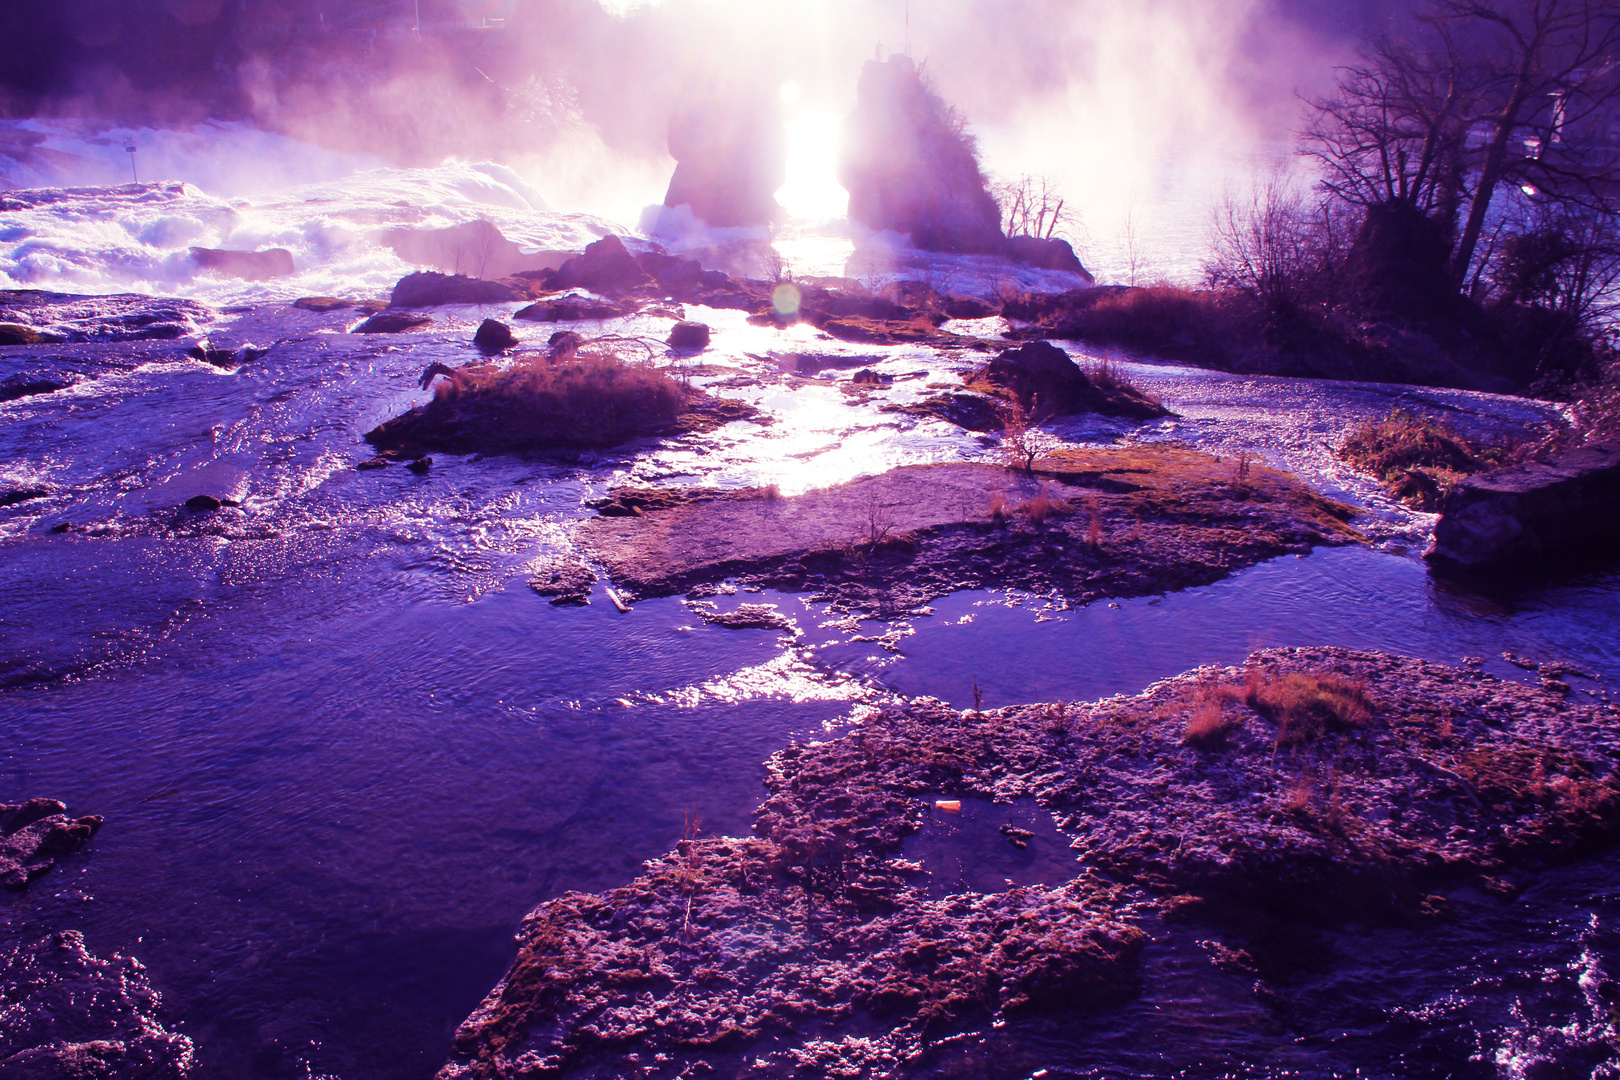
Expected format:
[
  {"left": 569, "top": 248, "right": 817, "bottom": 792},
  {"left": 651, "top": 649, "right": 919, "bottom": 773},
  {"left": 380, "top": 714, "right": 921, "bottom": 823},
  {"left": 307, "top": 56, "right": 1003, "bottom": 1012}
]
[
  {"left": 388, "top": 272, "right": 535, "bottom": 307},
  {"left": 979, "top": 341, "right": 1167, "bottom": 420},
  {"left": 663, "top": 84, "right": 785, "bottom": 227},
  {"left": 1003, "top": 235, "right": 1093, "bottom": 280},
  {"left": 550, "top": 235, "right": 651, "bottom": 296},
  {"left": 382, "top": 219, "right": 566, "bottom": 279},
  {"left": 190, "top": 247, "right": 295, "bottom": 280},
  {"left": 1427, "top": 440, "right": 1620, "bottom": 568},
  {"left": 838, "top": 55, "right": 1005, "bottom": 254}
]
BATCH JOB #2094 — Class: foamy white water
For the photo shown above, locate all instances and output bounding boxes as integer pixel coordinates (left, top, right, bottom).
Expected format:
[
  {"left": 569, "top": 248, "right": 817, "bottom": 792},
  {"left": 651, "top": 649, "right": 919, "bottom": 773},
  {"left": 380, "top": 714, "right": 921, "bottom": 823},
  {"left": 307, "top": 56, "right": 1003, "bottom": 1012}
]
[{"left": 0, "top": 119, "right": 629, "bottom": 305}]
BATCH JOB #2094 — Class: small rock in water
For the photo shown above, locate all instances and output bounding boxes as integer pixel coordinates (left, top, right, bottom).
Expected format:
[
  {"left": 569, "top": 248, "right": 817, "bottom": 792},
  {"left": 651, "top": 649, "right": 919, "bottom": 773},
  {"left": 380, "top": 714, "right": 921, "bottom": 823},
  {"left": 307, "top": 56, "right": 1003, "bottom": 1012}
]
[
  {"left": 473, "top": 319, "right": 518, "bottom": 354},
  {"left": 356, "top": 457, "right": 390, "bottom": 471},
  {"left": 355, "top": 312, "right": 433, "bottom": 334},
  {"left": 1, "top": 798, "right": 102, "bottom": 890},
  {"left": 406, "top": 458, "right": 433, "bottom": 474},
  {"left": 184, "top": 495, "right": 222, "bottom": 512},
  {"left": 667, "top": 320, "right": 711, "bottom": 350},
  {"left": 0, "top": 373, "right": 74, "bottom": 401},
  {"left": 292, "top": 296, "right": 353, "bottom": 313}
]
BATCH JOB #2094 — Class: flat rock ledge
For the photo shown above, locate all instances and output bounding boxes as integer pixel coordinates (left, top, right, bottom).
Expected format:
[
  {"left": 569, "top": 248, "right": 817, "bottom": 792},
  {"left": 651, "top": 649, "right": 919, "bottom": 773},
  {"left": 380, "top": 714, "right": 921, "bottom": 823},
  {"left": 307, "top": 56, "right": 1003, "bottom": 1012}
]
[
  {"left": 571, "top": 447, "right": 1361, "bottom": 613},
  {"left": 1, "top": 799, "right": 101, "bottom": 890},
  {"left": 440, "top": 647, "right": 1620, "bottom": 1079}
]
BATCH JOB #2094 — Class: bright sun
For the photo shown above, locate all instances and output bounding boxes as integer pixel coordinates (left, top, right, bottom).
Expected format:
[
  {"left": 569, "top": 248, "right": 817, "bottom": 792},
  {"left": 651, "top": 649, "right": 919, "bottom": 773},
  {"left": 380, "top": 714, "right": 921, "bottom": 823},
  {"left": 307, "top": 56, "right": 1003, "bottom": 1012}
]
[{"left": 776, "top": 83, "right": 848, "bottom": 222}]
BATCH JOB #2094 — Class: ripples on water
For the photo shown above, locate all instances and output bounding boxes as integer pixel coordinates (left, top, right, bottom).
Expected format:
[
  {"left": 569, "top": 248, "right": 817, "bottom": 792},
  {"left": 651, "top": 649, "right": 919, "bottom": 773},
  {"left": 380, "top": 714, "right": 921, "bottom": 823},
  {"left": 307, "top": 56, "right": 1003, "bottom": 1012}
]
[{"left": 0, "top": 294, "right": 1617, "bottom": 1079}]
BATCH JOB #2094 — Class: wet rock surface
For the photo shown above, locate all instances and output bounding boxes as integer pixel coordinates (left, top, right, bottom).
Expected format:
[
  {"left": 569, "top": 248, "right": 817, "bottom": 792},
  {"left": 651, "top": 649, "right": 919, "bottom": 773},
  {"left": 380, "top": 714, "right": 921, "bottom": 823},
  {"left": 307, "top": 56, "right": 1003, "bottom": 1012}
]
[
  {"left": 188, "top": 246, "right": 294, "bottom": 281},
  {"left": 442, "top": 646, "right": 1619, "bottom": 1079},
  {"left": 0, "top": 930, "right": 194, "bottom": 1079},
  {"left": 1, "top": 799, "right": 101, "bottom": 890},
  {"left": 578, "top": 448, "right": 1361, "bottom": 614},
  {"left": 1428, "top": 439, "right": 1620, "bottom": 568},
  {"left": 0, "top": 290, "right": 212, "bottom": 343}
]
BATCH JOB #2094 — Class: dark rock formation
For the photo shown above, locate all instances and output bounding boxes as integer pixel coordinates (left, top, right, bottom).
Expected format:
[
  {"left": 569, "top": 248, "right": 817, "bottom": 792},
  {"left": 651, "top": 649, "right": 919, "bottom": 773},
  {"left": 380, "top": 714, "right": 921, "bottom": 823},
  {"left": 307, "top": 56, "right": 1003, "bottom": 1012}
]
[
  {"left": 1427, "top": 440, "right": 1620, "bottom": 568},
  {"left": 291, "top": 296, "right": 351, "bottom": 313},
  {"left": 512, "top": 297, "right": 626, "bottom": 322},
  {"left": 1003, "top": 234, "right": 1091, "bottom": 279},
  {"left": 472, "top": 319, "right": 517, "bottom": 354},
  {"left": 663, "top": 83, "right": 785, "bottom": 227},
  {"left": 839, "top": 55, "right": 1005, "bottom": 253},
  {"left": 0, "top": 291, "right": 212, "bottom": 344},
  {"left": 1, "top": 799, "right": 101, "bottom": 890},
  {"left": 666, "top": 320, "right": 711, "bottom": 350},
  {"left": 383, "top": 219, "right": 565, "bottom": 280},
  {"left": 1345, "top": 201, "right": 1458, "bottom": 326},
  {"left": 189, "top": 247, "right": 295, "bottom": 281},
  {"left": 355, "top": 312, "right": 433, "bottom": 334},
  {"left": 0, "top": 322, "right": 43, "bottom": 345},
  {"left": 388, "top": 273, "right": 537, "bottom": 308},
  {"left": 0, "top": 373, "right": 74, "bottom": 401},
  {"left": 549, "top": 235, "right": 651, "bottom": 296},
  {"left": 977, "top": 341, "right": 1168, "bottom": 420},
  {"left": 0, "top": 930, "right": 195, "bottom": 1077},
  {"left": 0, "top": 489, "right": 50, "bottom": 507}
]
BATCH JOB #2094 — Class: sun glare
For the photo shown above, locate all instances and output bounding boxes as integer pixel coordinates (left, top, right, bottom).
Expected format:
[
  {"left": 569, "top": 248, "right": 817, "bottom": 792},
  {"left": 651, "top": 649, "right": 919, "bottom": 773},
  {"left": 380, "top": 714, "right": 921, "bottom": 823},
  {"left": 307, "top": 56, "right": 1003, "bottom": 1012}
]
[{"left": 777, "top": 100, "right": 847, "bottom": 222}]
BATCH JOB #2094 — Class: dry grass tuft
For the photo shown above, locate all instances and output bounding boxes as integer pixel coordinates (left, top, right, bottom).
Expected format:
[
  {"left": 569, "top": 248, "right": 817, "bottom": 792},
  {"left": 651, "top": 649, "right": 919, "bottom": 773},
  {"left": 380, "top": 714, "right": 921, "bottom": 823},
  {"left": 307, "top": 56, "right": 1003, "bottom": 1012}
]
[
  {"left": 1246, "top": 671, "right": 1374, "bottom": 747},
  {"left": 1338, "top": 409, "right": 1508, "bottom": 510}
]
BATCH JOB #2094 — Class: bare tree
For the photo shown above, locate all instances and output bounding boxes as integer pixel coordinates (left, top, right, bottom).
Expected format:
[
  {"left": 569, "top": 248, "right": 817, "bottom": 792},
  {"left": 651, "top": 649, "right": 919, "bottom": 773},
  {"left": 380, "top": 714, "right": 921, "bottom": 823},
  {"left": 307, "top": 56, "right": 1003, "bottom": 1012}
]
[
  {"left": 1205, "top": 173, "right": 1355, "bottom": 316},
  {"left": 995, "top": 175, "right": 1077, "bottom": 241},
  {"left": 1303, "top": 0, "right": 1620, "bottom": 284}
]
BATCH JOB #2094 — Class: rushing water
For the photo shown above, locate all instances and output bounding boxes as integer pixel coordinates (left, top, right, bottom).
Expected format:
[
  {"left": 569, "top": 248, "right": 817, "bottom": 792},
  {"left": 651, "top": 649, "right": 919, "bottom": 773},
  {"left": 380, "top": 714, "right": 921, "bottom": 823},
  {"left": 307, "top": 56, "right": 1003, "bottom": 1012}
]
[{"left": 0, "top": 175, "right": 1617, "bottom": 1077}]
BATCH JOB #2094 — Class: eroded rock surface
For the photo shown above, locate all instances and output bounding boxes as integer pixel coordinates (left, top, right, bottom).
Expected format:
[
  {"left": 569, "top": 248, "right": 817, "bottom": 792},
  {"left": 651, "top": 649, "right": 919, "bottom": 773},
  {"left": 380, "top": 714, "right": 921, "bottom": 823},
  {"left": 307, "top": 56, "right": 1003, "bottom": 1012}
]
[
  {"left": 1, "top": 799, "right": 101, "bottom": 890},
  {"left": 442, "top": 647, "right": 1620, "bottom": 1079},
  {"left": 578, "top": 448, "right": 1360, "bottom": 614},
  {"left": 0, "top": 931, "right": 194, "bottom": 1079}
]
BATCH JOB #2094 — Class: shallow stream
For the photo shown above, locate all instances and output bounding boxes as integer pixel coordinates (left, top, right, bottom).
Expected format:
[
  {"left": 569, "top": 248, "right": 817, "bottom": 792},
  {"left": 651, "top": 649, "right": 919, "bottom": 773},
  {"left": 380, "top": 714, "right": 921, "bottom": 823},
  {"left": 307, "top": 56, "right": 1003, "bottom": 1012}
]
[{"left": 1, "top": 291, "right": 1618, "bottom": 1080}]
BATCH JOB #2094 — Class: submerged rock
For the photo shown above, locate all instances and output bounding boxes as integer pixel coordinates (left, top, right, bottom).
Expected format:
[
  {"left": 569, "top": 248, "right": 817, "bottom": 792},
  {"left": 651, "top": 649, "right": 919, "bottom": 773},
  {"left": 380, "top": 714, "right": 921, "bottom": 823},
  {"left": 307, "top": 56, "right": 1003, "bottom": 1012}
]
[
  {"left": 0, "top": 930, "right": 194, "bottom": 1078},
  {"left": 0, "top": 373, "right": 75, "bottom": 401},
  {"left": 512, "top": 296, "right": 626, "bottom": 323},
  {"left": 1, "top": 798, "right": 101, "bottom": 890},
  {"left": 189, "top": 247, "right": 295, "bottom": 281},
  {"left": 1427, "top": 439, "right": 1620, "bottom": 568},
  {"left": 291, "top": 296, "right": 352, "bottom": 313}
]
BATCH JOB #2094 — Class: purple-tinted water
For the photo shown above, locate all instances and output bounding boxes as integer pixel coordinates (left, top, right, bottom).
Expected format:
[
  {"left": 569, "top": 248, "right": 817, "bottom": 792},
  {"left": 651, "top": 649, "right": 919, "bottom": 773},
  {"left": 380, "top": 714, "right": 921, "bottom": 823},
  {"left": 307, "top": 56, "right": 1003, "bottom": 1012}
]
[{"left": 2, "top": 311, "right": 1619, "bottom": 1080}]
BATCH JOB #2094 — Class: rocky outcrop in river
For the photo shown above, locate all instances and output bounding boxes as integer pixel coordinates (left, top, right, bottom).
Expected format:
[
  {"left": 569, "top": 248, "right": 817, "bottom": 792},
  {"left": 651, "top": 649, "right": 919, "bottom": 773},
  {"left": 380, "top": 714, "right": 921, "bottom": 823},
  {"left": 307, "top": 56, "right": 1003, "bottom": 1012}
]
[
  {"left": 441, "top": 646, "right": 1620, "bottom": 1078},
  {"left": 568, "top": 448, "right": 1360, "bottom": 613},
  {"left": 1, "top": 799, "right": 101, "bottom": 890},
  {"left": 1427, "top": 439, "right": 1620, "bottom": 569}
]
